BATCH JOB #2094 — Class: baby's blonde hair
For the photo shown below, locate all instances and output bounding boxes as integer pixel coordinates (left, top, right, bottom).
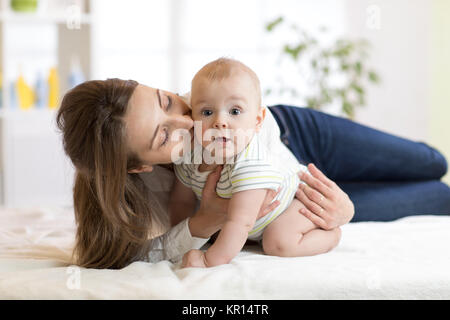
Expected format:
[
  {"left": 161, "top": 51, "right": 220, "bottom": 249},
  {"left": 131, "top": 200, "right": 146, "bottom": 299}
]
[{"left": 192, "top": 57, "right": 262, "bottom": 107}]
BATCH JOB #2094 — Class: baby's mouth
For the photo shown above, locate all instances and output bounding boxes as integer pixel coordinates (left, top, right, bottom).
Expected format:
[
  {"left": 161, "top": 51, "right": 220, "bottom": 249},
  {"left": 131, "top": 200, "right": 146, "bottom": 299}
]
[{"left": 212, "top": 136, "right": 230, "bottom": 143}]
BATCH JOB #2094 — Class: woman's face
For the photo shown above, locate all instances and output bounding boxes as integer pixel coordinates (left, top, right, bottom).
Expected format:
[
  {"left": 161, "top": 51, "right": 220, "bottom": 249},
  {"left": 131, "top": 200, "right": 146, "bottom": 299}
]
[{"left": 124, "top": 84, "right": 194, "bottom": 172}]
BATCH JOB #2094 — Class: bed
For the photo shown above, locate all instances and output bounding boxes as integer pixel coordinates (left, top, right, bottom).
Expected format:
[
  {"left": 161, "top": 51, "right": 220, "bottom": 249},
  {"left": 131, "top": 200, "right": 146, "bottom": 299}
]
[{"left": 0, "top": 206, "right": 449, "bottom": 299}]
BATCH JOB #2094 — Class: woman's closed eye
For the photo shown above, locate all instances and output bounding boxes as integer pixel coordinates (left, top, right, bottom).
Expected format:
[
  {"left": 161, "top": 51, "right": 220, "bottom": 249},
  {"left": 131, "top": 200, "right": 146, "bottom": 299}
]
[
  {"left": 164, "top": 95, "right": 173, "bottom": 111},
  {"left": 160, "top": 127, "right": 169, "bottom": 147}
]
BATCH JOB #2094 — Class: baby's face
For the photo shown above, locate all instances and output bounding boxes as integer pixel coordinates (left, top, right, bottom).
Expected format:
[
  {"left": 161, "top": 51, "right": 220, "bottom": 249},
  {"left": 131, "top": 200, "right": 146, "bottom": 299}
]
[{"left": 191, "top": 71, "right": 263, "bottom": 161}]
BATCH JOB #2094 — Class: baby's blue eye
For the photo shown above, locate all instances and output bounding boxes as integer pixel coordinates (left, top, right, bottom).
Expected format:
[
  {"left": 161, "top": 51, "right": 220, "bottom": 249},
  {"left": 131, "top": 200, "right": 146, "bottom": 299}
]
[
  {"left": 202, "top": 110, "right": 213, "bottom": 116},
  {"left": 230, "top": 108, "right": 241, "bottom": 115}
]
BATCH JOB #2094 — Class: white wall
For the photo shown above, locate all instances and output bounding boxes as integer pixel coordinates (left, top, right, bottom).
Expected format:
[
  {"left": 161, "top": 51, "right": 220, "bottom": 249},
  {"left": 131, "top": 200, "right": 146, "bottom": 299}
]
[
  {"left": 91, "top": 0, "right": 172, "bottom": 90},
  {"left": 430, "top": 0, "right": 450, "bottom": 184},
  {"left": 92, "top": 0, "right": 348, "bottom": 107},
  {"left": 345, "top": 0, "right": 431, "bottom": 142},
  {"left": 92, "top": 0, "right": 450, "bottom": 182},
  {"left": 92, "top": 0, "right": 437, "bottom": 146},
  {"left": 3, "top": 0, "right": 446, "bottom": 207}
]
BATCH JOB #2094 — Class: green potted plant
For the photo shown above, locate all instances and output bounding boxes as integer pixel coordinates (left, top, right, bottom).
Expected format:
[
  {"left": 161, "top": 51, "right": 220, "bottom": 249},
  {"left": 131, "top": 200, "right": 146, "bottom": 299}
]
[{"left": 265, "top": 16, "right": 380, "bottom": 118}]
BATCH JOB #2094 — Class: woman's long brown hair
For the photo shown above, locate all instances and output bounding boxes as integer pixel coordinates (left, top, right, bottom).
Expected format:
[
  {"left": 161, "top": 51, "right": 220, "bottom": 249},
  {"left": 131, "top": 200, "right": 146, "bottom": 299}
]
[{"left": 56, "top": 79, "right": 153, "bottom": 269}]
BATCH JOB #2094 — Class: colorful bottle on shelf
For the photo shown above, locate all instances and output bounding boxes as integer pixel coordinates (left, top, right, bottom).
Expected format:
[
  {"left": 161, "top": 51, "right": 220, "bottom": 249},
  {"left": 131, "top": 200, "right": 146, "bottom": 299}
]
[
  {"left": 16, "top": 73, "right": 35, "bottom": 110},
  {"left": 48, "top": 67, "right": 60, "bottom": 109},
  {"left": 35, "top": 71, "right": 47, "bottom": 109},
  {"left": 69, "top": 56, "right": 85, "bottom": 89},
  {"left": 10, "top": 81, "right": 17, "bottom": 109}
]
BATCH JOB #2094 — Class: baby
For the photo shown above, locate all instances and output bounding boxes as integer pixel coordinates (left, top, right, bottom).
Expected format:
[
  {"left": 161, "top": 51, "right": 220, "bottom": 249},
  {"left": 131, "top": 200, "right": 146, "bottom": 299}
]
[{"left": 170, "top": 58, "right": 341, "bottom": 267}]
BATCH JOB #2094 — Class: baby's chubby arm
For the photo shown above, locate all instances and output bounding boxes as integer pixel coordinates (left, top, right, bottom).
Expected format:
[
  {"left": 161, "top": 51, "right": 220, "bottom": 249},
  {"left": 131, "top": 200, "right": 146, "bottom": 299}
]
[
  {"left": 168, "top": 177, "right": 197, "bottom": 226},
  {"left": 203, "top": 189, "right": 268, "bottom": 267}
]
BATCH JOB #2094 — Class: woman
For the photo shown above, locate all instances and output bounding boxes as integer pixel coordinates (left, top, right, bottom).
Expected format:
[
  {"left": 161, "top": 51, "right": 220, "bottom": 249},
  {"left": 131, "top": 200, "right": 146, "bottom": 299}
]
[{"left": 56, "top": 78, "right": 449, "bottom": 269}]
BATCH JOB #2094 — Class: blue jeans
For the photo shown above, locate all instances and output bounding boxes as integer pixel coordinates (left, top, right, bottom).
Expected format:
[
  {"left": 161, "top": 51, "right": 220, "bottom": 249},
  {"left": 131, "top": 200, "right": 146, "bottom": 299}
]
[{"left": 268, "top": 105, "right": 450, "bottom": 222}]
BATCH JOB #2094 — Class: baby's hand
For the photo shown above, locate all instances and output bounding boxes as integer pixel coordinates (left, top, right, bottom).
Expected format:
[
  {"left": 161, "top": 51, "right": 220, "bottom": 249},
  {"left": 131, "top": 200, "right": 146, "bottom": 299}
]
[{"left": 181, "top": 249, "right": 208, "bottom": 268}]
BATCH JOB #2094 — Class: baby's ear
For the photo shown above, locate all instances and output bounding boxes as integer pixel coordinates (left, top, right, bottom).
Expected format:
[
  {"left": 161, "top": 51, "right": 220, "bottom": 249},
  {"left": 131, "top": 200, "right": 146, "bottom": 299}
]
[{"left": 255, "top": 107, "right": 266, "bottom": 132}]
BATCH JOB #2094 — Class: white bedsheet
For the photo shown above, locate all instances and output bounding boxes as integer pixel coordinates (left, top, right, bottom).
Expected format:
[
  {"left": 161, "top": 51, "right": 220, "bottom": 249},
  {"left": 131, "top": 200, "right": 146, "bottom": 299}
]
[{"left": 0, "top": 206, "right": 449, "bottom": 299}]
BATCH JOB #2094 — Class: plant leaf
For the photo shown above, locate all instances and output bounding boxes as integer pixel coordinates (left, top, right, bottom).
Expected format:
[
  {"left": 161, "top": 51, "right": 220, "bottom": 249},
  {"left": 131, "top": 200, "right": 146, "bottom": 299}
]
[
  {"left": 264, "top": 88, "right": 272, "bottom": 96},
  {"left": 266, "top": 17, "right": 284, "bottom": 32},
  {"left": 351, "top": 82, "right": 364, "bottom": 95},
  {"left": 283, "top": 43, "right": 307, "bottom": 60},
  {"left": 354, "top": 61, "right": 362, "bottom": 75},
  {"left": 368, "top": 70, "right": 380, "bottom": 83},
  {"left": 342, "top": 100, "right": 354, "bottom": 117}
]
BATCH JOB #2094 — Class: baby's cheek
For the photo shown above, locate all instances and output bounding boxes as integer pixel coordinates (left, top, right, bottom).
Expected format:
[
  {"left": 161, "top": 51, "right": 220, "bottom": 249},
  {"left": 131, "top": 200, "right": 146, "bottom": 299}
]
[
  {"left": 201, "top": 128, "right": 215, "bottom": 149},
  {"left": 201, "top": 121, "right": 210, "bottom": 132},
  {"left": 192, "top": 120, "right": 210, "bottom": 147},
  {"left": 193, "top": 126, "right": 203, "bottom": 144},
  {"left": 201, "top": 122, "right": 215, "bottom": 139}
]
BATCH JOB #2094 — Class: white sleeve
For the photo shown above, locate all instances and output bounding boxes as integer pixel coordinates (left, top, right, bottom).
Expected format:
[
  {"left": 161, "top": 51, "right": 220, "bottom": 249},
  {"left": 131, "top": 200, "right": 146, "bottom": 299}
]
[
  {"left": 147, "top": 218, "right": 209, "bottom": 263},
  {"left": 261, "top": 105, "right": 307, "bottom": 174},
  {"left": 259, "top": 105, "right": 281, "bottom": 151}
]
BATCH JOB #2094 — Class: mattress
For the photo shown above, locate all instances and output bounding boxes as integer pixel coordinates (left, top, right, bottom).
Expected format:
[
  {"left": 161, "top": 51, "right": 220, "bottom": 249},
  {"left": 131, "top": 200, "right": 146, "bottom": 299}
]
[{"left": 0, "top": 206, "right": 449, "bottom": 299}]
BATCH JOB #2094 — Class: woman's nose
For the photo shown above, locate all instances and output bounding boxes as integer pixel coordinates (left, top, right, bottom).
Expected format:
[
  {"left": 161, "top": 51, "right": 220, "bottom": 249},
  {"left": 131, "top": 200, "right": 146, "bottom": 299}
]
[{"left": 172, "top": 114, "right": 194, "bottom": 130}]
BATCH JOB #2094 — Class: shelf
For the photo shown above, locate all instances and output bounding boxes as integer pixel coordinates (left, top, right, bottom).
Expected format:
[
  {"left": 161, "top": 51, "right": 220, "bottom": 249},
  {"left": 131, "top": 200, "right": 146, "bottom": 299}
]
[
  {"left": 0, "top": 107, "right": 58, "bottom": 119},
  {"left": 0, "top": 12, "right": 91, "bottom": 24},
  {"left": 0, "top": 1, "right": 92, "bottom": 207}
]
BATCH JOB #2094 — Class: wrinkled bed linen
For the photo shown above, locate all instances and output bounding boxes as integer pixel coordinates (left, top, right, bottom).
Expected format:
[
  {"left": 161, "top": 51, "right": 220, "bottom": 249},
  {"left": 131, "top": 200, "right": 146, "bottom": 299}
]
[{"left": 0, "top": 206, "right": 449, "bottom": 299}]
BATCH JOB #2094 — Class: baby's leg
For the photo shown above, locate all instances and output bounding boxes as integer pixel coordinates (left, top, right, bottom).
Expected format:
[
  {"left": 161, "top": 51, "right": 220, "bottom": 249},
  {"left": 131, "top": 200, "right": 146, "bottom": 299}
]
[{"left": 262, "top": 199, "right": 341, "bottom": 257}]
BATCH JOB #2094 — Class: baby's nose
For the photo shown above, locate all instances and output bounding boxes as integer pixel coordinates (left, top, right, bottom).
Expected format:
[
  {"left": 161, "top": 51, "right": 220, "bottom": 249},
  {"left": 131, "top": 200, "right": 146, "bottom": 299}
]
[
  {"left": 214, "top": 122, "right": 227, "bottom": 129},
  {"left": 213, "top": 116, "right": 227, "bottom": 129}
]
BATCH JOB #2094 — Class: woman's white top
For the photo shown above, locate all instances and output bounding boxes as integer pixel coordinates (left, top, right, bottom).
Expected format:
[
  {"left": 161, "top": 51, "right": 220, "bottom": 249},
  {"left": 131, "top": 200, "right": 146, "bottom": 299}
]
[{"left": 142, "top": 100, "right": 303, "bottom": 263}]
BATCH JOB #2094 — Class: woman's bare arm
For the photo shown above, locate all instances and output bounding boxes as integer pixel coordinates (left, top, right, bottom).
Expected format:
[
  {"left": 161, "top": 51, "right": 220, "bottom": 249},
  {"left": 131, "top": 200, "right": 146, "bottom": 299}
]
[{"left": 168, "top": 178, "right": 197, "bottom": 226}]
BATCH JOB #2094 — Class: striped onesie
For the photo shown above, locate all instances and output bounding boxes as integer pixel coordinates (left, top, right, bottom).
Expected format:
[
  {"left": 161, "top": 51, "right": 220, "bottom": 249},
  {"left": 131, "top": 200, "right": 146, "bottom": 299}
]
[{"left": 174, "top": 132, "right": 309, "bottom": 241}]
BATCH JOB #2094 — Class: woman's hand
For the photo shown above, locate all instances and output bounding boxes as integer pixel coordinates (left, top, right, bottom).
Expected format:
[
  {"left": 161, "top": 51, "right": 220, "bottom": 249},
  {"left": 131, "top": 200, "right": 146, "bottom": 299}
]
[
  {"left": 181, "top": 249, "right": 207, "bottom": 268},
  {"left": 189, "top": 166, "right": 282, "bottom": 238},
  {"left": 188, "top": 166, "right": 228, "bottom": 238},
  {"left": 295, "top": 163, "right": 354, "bottom": 230}
]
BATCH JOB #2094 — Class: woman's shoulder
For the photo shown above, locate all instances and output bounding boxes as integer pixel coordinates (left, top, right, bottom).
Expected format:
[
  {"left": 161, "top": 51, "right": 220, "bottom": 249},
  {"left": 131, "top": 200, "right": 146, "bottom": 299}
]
[{"left": 139, "top": 165, "right": 175, "bottom": 192}]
